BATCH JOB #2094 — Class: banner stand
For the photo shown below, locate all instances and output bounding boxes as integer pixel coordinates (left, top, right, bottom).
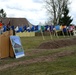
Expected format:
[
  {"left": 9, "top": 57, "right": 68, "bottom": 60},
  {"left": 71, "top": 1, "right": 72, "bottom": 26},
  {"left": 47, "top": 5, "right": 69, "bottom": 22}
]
[{"left": 10, "top": 36, "right": 25, "bottom": 58}]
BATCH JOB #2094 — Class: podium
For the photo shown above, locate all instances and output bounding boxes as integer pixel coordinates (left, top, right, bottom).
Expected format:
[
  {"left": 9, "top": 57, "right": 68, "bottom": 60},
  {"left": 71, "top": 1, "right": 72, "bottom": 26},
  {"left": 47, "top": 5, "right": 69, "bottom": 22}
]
[{"left": 0, "top": 30, "right": 14, "bottom": 58}]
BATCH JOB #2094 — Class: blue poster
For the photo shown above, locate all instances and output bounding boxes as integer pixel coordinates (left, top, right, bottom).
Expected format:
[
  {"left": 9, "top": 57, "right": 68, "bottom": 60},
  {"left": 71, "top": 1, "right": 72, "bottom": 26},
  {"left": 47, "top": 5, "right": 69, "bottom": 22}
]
[{"left": 10, "top": 36, "right": 25, "bottom": 58}]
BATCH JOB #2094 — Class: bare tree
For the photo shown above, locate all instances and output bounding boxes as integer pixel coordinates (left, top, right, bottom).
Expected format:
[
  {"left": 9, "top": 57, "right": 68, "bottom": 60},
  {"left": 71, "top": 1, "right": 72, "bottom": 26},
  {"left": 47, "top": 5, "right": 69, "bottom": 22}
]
[{"left": 44, "top": 0, "right": 70, "bottom": 25}]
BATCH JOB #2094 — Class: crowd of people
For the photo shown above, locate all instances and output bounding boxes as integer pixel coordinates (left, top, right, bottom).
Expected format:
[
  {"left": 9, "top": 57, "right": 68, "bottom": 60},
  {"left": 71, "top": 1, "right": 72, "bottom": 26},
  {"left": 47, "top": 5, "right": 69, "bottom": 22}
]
[{"left": 0, "top": 20, "right": 15, "bottom": 35}]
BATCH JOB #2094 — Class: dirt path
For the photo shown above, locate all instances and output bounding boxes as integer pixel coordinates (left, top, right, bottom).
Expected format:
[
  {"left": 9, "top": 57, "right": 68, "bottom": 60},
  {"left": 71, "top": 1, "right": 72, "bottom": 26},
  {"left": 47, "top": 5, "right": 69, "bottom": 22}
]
[{"left": 0, "top": 50, "right": 75, "bottom": 71}]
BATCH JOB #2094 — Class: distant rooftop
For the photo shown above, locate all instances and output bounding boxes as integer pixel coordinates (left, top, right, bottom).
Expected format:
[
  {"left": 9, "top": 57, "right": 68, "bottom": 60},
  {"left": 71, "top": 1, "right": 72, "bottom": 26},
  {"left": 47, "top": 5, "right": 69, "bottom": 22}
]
[{"left": 0, "top": 17, "right": 32, "bottom": 27}]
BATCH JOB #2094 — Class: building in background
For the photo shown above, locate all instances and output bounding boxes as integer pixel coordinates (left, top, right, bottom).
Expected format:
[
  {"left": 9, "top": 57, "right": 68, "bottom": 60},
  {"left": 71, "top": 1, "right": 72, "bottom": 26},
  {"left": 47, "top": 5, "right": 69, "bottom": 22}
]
[{"left": 0, "top": 18, "right": 32, "bottom": 27}]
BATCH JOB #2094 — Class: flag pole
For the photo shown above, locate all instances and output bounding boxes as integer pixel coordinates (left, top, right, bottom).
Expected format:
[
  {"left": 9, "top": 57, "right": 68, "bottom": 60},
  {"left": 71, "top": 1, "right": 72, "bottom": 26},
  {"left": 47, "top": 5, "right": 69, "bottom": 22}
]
[
  {"left": 53, "top": 27, "right": 59, "bottom": 38},
  {"left": 56, "top": 31, "right": 59, "bottom": 38},
  {"left": 62, "top": 29, "right": 65, "bottom": 37},
  {"left": 41, "top": 28, "right": 45, "bottom": 40},
  {"left": 49, "top": 26, "right": 53, "bottom": 40},
  {"left": 0, "top": 35, "right": 1, "bottom": 59},
  {"left": 69, "top": 31, "right": 72, "bottom": 36},
  {"left": 0, "top": 19, "right": 3, "bottom": 58},
  {"left": 49, "top": 30, "right": 53, "bottom": 40},
  {"left": 39, "top": 22, "right": 45, "bottom": 40},
  {"left": 66, "top": 27, "right": 69, "bottom": 37},
  {"left": 7, "top": 19, "right": 11, "bottom": 57},
  {"left": 60, "top": 25, "right": 65, "bottom": 37}
]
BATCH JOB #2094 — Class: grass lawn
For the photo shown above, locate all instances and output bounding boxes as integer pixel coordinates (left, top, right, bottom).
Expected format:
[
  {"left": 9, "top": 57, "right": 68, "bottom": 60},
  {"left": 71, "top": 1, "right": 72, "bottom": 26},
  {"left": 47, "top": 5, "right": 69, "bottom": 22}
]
[{"left": 0, "top": 36, "right": 76, "bottom": 75}]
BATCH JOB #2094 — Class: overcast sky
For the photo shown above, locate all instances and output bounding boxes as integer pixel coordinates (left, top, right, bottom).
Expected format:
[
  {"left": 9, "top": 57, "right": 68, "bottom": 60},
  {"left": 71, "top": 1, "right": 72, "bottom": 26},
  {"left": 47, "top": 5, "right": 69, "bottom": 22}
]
[{"left": 0, "top": 0, "right": 76, "bottom": 25}]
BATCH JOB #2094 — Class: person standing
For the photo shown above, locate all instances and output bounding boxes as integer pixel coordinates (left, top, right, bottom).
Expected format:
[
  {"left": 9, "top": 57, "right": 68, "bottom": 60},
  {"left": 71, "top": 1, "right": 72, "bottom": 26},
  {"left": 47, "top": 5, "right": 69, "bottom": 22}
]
[
  {"left": 0, "top": 20, "right": 3, "bottom": 34},
  {"left": 6, "top": 19, "right": 10, "bottom": 31}
]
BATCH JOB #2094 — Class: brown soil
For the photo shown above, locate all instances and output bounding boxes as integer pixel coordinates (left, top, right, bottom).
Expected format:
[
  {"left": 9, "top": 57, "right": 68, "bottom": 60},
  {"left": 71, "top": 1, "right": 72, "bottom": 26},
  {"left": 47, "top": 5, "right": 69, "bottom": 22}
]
[
  {"left": 38, "top": 37, "right": 76, "bottom": 49},
  {"left": 0, "top": 37, "right": 76, "bottom": 71},
  {"left": 0, "top": 50, "right": 75, "bottom": 71}
]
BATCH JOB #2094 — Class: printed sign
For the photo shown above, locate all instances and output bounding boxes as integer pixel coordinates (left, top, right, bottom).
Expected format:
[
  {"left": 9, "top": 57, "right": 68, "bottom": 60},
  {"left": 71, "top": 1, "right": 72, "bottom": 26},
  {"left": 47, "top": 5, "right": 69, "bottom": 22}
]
[{"left": 10, "top": 36, "right": 25, "bottom": 58}]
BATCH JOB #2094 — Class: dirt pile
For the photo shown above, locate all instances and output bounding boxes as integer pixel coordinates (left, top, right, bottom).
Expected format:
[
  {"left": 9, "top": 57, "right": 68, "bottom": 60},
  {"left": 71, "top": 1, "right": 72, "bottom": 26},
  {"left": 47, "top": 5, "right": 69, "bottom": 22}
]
[{"left": 38, "top": 38, "right": 76, "bottom": 49}]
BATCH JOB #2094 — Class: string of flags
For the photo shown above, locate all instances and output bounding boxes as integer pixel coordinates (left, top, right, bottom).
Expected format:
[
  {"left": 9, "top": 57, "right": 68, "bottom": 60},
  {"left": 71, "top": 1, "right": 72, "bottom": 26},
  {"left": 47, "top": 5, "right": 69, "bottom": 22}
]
[
  {"left": 0, "top": 23, "right": 75, "bottom": 40},
  {"left": 1, "top": 25, "right": 75, "bottom": 33}
]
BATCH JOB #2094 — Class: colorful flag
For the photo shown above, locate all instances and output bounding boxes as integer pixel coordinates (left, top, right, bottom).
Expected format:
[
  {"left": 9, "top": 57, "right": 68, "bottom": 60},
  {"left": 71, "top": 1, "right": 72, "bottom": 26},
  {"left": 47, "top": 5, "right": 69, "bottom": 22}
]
[
  {"left": 6, "top": 19, "right": 10, "bottom": 31},
  {"left": 3, "top": 25, "right": 7, "bottom": 32},
  {"left": 23, "top": 26, "right": 26, "bottom": 31},
  {"left": 41, "top": 26, "right": 45, "bottom": 32},
  {"left": 62, "top": 26, "right": 67, "bottom": 32},
  {"left": 31, "top": 25, "right": 35, "bottom": 31},
  {"left": 26, "top": 26, "right": 30, "bottom": 32},
  {"left": 11, "top": 25, "right": 14, "bottom": 30},
  {"left": 0, "top": 22, "right": 2, "bottom": 29},
  {"left": 49, "top": 25, "right": 54, "bottom": 31},
  {"left": 55, "top": 25, "right": 60, "bottom": 31},
  {"left": 35, "top": 25, "right": 41, "bottom": 32},
  {"left": 15, "top": 26, "right": 19, "bottom": 32},
  {"left": 19, "top": 26, "right": 23, "bottom": 32},
  {"left": 45, "top": 25, "right": 49, "bottom": 31}
]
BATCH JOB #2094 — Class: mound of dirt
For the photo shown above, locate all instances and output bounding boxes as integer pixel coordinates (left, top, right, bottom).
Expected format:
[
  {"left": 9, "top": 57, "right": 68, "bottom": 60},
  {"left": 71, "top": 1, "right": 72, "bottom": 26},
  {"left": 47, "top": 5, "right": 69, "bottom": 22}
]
[{"left": 38, "top": 38, "right": 76, "bottom": 49}]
